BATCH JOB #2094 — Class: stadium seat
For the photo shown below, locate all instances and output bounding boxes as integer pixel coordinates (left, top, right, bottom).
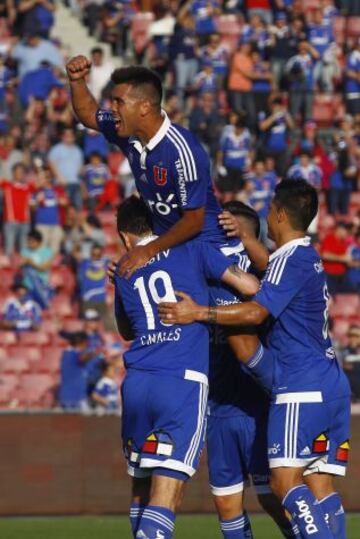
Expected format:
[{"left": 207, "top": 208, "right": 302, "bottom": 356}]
[
  {"left": 331, "top": 318, "right": 350, "bottom": 343},
  {"left": 9, "top": 347, "right": 42, "bottom": 363},
  {"left": 1, "top": 332, "right": 17, "bottom": 345},
  {"left": 18, "top": 331, "right": 50, "bottom": 346},
  {"left": 330, "top": 294, "right": 360, "bottom": 318},
  {"left": 0, "top": 374, "right": 18, "bottom": 405},
  {"left": 50, "top": 295, "right": 74, "bottom": 318},
  {"left": 50, "top": 268, "right": 76, "bottom": 291},
  {"left": 346, "top": 16, "right": 360, "bottom": 38},
  {"left": 16, "top": 374, "right": 54, "bottom": 406},
  {"left": 2, "top": 357, "right": 30, "bottom": 374},
  {"left": 0, "top": 254, "right": 11, "bottom": 268},
  {"left": 216, "top": 15, "right": 240, "bottom": 35},
  {"left": 0, "top": 271, "right": 16, "bottom": 290}
]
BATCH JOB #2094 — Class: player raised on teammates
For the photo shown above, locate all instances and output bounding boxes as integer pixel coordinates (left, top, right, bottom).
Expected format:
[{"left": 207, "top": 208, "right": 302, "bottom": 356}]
[
  {"left": 66, "top": 58, "right": 240, "bottom": 276},
  {"left": 159, "top": 180, "right": 351, "bottom": 539},
  {"left": 113, "top": 196, "right": 260, "bottom": 539}
]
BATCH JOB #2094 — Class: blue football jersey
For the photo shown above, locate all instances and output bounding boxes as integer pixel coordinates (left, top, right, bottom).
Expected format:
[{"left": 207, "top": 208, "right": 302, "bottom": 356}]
[
  {"left": 96, "top": 110, "right": 231, "bottom": 245},
  {"left": 114, "top": 236, "right": 232, "bottom": 381},
  {"left": 255, "top": 237, "right": 348, "bottom": 396},
  {"left": 208, "top": 244, "right": 269, "bottom": 418}
]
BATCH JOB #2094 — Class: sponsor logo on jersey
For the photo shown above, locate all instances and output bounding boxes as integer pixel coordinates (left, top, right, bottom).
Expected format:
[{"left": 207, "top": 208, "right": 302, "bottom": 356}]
[
  {"left": 314, "top": 261, "right": 324, "bottom": 273},
  {"left": 136, "top": 530, "right": 150, "bottom": 539},
  {"left": 148, "top": 193, "right": 178, "bottom": 216},
  {"left": 153, "top": 166, "right": 168, "bottom": 186},
  {"left": 268, "top": 443, "right": 281, "bottom": 456},
  {"left": 295, "top": 499, "right": 319, "bottom": 535},
  {"left": 312, "top": 433, "right": 329, "bottom": 454},
  {"left": 300, "top": 446, "right": 311, "bottom": 456},
  {"left": 175, "top": 158, "right": 187, "bottom": 205},
  {"left": 155, "top": 531, "right": 165, "bottom": 539},
  {"left": 142, "top": 431, "right": 174, "bottom": 457},
  {"left": 335, "top": 440, "right": 350, "bottom": 462}
]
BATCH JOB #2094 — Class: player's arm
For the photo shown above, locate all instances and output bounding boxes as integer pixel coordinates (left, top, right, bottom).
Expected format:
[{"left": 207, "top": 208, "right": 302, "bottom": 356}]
[
  {"left": 221, "top": 265, "right": 260, "bottom": 296},
  {"left": 114, "top": 292, "right": 134, "bottom": 341},
  {"left": 119, "top": 207, "right": 205, "bottom": 278},
  {"left": 159, "top": 292, "right": 269, "bottom": 326},
  {"left": 219, "top": 210, "right": 269, "bottom": 272},
  {"left": 66, "top": 55, "right": 99, "bottom": 131}
]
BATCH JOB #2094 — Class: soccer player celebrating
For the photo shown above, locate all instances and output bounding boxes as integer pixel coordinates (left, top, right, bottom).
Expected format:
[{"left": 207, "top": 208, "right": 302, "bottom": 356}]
[
  {"left": 159, "top": 180, "right": 351, "bottom": 539},
  {"left": 113, "top": 196, "right": 259, "bottom": 539},
  {"left": 66, "top": 58, "right": 237, "bottom": 276}
]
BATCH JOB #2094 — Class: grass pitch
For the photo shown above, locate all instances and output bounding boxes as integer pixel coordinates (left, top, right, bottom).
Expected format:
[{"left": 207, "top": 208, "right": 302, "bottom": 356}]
[{"left": 1, "top": 514, "right": 360, "bottom": 538}]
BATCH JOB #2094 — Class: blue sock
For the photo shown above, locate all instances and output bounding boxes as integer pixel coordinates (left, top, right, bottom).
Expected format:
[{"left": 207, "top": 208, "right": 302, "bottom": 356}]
[
  {"left": 280, "top": 520, "right": 301, "bottom": 537},
  {"left": 130, "top": 503, "right": 145, "bottom": 537},
  {"left": 221, "top": 513, "right": 252, "bottom": 538},
  {"left": 282, "top": 485, "right": 335, "bottom": 538},
  {"left": 319, "top": 492, "right": 346, "bottom": 539},
  {"left": 136, "top": 505, "right": 175, "bottom": 539},
  {"left": 242, "top": 344, "right": 273, "bottom": 393}
]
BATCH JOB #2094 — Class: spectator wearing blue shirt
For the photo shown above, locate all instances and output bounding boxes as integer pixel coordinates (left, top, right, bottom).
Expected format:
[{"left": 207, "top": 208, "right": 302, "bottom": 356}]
[
  {"left": 246, "top": 14, "right": 271, "bottom": 60},
  {"left": 48, "top": 128, "right": 84, "bottom": 209},
  {"left": 246, "top": 159, "right": 277, "bottom": 241},
  {"left": 13, "top": 0, "right": 55, "bottom": 38},
  {"left": 91, "top": 359, "right": 121, "bottom": 411},
  {"left": 199, "top": 33, "right": 229, "bottom": 87},
  {"left": 251, "top": 49, "right": 273, "bottom": 117},
  {"left": 82, "top": 128, "right": 109, "bottom": 161},
  {"left": 169, "top": 12, "right": 198, "bottom": 107},
  {"left": 58, "top": 331, "right": 90, "bottom": 410},
  {"left": 1, "top": 282, "right": 41, "bottom": 331},
  {"left": 307, "top": 8, "right": 336, "bottom": 91},
  {"left": 347, "top": 232, "right": 360, "bottom": 292},
  {"left": 285, "top": 40, "right": 320, "bottom": 121},
  {"left": 193, "top": 60, "right": 218, "bottom": 96},
  {"left": 259, "top": 96, "right": 294, "bottom": 175},
  {"left": 188, "top": 92, "right": 224, "bottom": 159},
  {"left": 345, "top": 40, "right": 360, "bottom": 115},
  {"left": 17, "top": 61, "right": 62, "bottom": 108},
  {"left": 287, "top": 152, "right": 323, "bottom": 190},
  {"left": 327, "top": 147, "right": 353, "bottom": 216},
  {"left": 82, "top": 152, "right": 110, "bottom": 212},
  {"left": 12, "top": 33, "right": 63, "bottom": 79},
  {"left": 190, "top": 0, "right": 221, "bottom": 45},
  {"left": 216, "top": 116, "right": 252, "bottom": 193},
  {"left": 78, "top": 244, "right": 108, "bottom": 323}
]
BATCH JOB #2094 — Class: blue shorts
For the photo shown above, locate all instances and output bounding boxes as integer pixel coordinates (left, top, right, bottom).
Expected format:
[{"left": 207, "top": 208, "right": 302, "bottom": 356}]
[
  {"left": 207, "top": 412, "right": 270, "bottom": 496},
  {"left": 121, "top": 369, "right": 208, "bottom": 479},
  {"left": 268, "top": 391, "right": 351, "bottom": 476}
]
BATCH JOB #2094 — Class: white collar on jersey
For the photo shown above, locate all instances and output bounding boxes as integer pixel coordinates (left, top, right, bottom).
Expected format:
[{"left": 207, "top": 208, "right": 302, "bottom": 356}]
[
  {"left": 129, "top": 110, "right": 171, "bottom": 154},
  {"left": 269, "top": 236, "right": 311, "bottom": 261},
  {"left": 136, "top": 234, "right": 159, "bottom": 246}
]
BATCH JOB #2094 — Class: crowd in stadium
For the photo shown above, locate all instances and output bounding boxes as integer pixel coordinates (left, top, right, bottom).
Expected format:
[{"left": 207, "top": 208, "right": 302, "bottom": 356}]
[{"left": 0, "top": 0, "right": 359, "bottom": 410}]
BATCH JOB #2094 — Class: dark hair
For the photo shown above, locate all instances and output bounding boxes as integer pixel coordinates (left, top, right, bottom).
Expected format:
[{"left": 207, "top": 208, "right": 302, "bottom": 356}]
[
  {"left": 86, "top": 214, "right": 102, "bottom": 229},
  {"left": 117, "top": 196, "right": 153, "bottom": 236},
  {"left": 111, "top": 66, "right": 162, "bottom": 109},
  {"left": 273, "top": 179, "right": 318, "bottom": 231},
  {"left": 91, "top": 47, "right": 103, "bottom": 55},
  {"left": 71, "top": 331, "right": 88, "bottom": 346},
  {"left": 222, "top": 201, "right": 260, "bottom": 238},
  {"left": 28, "top": 229, "right": 43, "bottom": 243}
]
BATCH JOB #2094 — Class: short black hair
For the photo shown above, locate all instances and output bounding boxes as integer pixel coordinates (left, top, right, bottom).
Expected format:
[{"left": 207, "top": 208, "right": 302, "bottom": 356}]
[
  {"left": 117, "top": 196, "right": 153, "bottom": 236},
  {"left": 28, "top": 229, "right": 43, "bottom": 243},
  {"left": 273, "top": 179, "right": 318, "bottom": 231},
  {"left": 111, "top": 66, "right": 162, "bottom": 109},
  {"left": 222, "top": 201, "right": 260, "bottom": 238},
  {"left": 91, "top": 47, "right": 103, "bottom": 55}
]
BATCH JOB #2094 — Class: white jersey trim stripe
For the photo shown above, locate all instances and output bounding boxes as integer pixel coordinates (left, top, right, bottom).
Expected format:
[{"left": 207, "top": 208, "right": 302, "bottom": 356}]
[
  {"left": 140, "top": 457, "right": 196, "bottom": 477},
  {"left": 186, "top": 381, "right": 208, "bottom": 467},
  {"left": 166, "top": 132, "right": 192, "bottom": 182},
  {"left": 275, "top": 391, "right": 323, "bottom": 404},
  {"left": 170, "top": 126, "right": 197, "bottom": 180},
  {"left": 210, "top": 482, "right": 244, "bottom": 496}
]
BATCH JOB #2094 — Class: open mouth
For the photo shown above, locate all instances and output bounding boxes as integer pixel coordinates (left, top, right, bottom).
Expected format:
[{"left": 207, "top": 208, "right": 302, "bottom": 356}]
[{"left": 114, "top": 118, "right": 122, "bottom": 130}]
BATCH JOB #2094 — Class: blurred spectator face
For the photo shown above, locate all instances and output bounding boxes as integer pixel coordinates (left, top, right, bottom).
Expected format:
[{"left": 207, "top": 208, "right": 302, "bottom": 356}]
[
  {"left": 38, "top": 167, "right": 53, "bottom": 188},
  {"left": 201, "top": 92, "right": 214, "bottom": 109},
  {"left": 228, "top": 111, "right": 240, "bottom": 125},
  {"left": 234, "top": 119, "right": 245, "bottom": 135},
  {"left": 249, "top": 14, "right": 262, "bottom": 28},
  {"left": 12, "top": 163, "right": 27, "bottom": 183},
  {"left": 32, "top": 99, "right": 46, "bottom": 116},
  {"left": 240, "top": 43, "right": 252, "bottom": 56},
  {"left": 348, "top": 326, "right": 360, "bottom": 349},
  {"left": 26, "top": 35, "right": 41, "bottom": 47},
  {"left": 304, "top": 121, "right": 317, "bottom": 139},
  {"left": 209, "top": 34, "right": 221, "bottom": 48},
  {"left": 251, "top": 50, "right": 261, "bottom": 64},
  {"left": 334, "top": 223, "right": 349, "bottom": 240},
  {"left": 265, "top": 156, "right": 275, "bottom": 171},
  {"left": 275, "top": 14, "right": 287, "bottom": 28},
  {"left": 89, "top": 153, "right": 102, "bottom": 166},
  {"left": 62, "top": 129, "right": 75, "bottom": 145},
  {"left": 165, "top": 94, "right": 179, "bottom": 112},
  {"left": 182, "top": 13, "right": 194, "bottom": 30},
  {"left": 27, "top": 234, "right": 42, "bottom": 251},
  {"left": 91, "top": 245, "right": 103, "bottom": 261},
  {"left": 91, "top": 49, "right": 104, "bottom": 67},
  {"left": 298, "top": 41, "right": 308, "bottom": 55},
  {"left": 313, "top": 9, "right": 323, "bottom": 25},
  {"left": 14, "top": 285, "right": 29, "bottom": 303},
  {"left": 299, "top": 153, "right": 311, "bottom": 167},
  {"left": 254, "top": 160, "right": 266, "bottom": 176},
  {"left": 84, "top": 318, "right": 100, "bottom": 333}
]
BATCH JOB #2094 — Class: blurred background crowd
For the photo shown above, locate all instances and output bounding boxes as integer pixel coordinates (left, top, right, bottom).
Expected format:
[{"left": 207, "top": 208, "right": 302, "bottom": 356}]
[{"left": 0, "top": 0, "right": 359, "bottom": 410}]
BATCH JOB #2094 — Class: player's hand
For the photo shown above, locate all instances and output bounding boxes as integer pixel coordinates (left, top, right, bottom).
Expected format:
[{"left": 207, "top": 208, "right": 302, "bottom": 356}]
[
  {"left": 107, "top": 260, "right": 117, "bottom": 285},
  {"left": 158, "top": 291, "right": 198, "bottom": 325},
  {"left": 119, "top": 245, "right": 153, "bottom": 278},
  {"left": 219, "top": 211, "right": 254, "bottom": 240},
  {"left": 66, "top": 55, "right": 92, "bottom": 82}
]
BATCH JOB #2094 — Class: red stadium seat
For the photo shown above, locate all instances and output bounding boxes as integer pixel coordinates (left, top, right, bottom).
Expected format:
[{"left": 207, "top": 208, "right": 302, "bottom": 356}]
[
  {"left": 0, "top": 332, "right": 17, "bottom": 345},
  {"left": 9, "top": 347, "right": 42, "bottom": 362},
  {"left": 50, "top": 295, "right": 74, "bottom": 318},
  {"left": 346, "top": 16, "right": 360, "bottom": 38},
  {"left": 216, "top": 15, "right": 241, "bottom": 35},
  {"left": 50, "top": 268, "right": 76, "bottom": 291},
  {"left": 2, "top": 357, "right": 30, "bottom": 374},
  {"left": 34, "top": 352, "right": 62, "bottom": 374},
  {"left": 330, "top": 294, "right": 360, "bottom": 318},
  {"left": 331, "top": 319, "right": 350, "bottom": 343},
  {"left": 16, "top": 374, "right": 54, "bottom": 406},
  {"left": 18, "top": 331, "right": 50, "bottom": 346},
  {"left": 0, "top": 374, "right": 18, "bottom": 405},
  {"left": 0, "top": 254, "right": 11, "bottom": 268}
]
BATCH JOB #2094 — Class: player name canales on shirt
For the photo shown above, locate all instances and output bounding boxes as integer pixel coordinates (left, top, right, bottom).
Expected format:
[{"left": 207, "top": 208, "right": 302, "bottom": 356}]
[
  {"left": 114, "top": 236, "right": 233, "bottom": 382},
  {"left": 96, "top": 109, "right": 233, "bottom": 246}
]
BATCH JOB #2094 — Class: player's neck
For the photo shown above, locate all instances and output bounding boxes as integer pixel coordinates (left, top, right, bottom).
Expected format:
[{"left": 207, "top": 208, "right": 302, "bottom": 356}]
[
  {"left": 136, "top": 114, "right": 164, "bottom": 146},
  {"left": 275, "top": 230, "right": 306, "bottom": 249}
]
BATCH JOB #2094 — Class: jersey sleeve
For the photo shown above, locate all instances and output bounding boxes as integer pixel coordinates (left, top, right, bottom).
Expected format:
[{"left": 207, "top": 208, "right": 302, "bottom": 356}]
[
  {"left": 255, "top": 253, "right": 306, "bottom": 318},
  {"left": 197, "top": 242, "right": 233, "bottom": 281},
  {"left": 172, "top": 137, "right": 210, "bottom": 210},
  {"left": 95, "top": 109, "right": 129, "bottom": 152}
]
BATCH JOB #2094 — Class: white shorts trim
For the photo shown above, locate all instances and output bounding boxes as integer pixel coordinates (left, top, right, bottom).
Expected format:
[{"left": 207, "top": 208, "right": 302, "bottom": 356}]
[
  {"left": 184, "top": 369, "right": 208, "bottom": 386},
  {"left": 269, "top": 457, "right": 319, "bottom": 468},
  {"left": 140, "top": 457, "right": 195, "bottom": 477},
  {"left": 210, "top": 482, "right": 244, "bottom": 496},
  {"left": 304, "top": 461, "right": 347, "bottom": 477},
  {"left": 275, "top": 391, "right": 323, "bottom": 404},
  {"left": 127, "top": 465, "right": 152, "bottom": 478}
]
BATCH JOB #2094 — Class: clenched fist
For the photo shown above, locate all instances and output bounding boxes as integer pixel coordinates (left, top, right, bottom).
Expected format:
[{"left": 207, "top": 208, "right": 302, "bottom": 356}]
[{"left": 66, "top": 55, "right": 92, "bottom": 82}]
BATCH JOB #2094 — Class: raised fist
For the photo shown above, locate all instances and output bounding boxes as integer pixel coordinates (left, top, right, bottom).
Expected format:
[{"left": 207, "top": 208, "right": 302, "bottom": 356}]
[{"left": 66, "top": 55, "right": 92, "bottom": 82}]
